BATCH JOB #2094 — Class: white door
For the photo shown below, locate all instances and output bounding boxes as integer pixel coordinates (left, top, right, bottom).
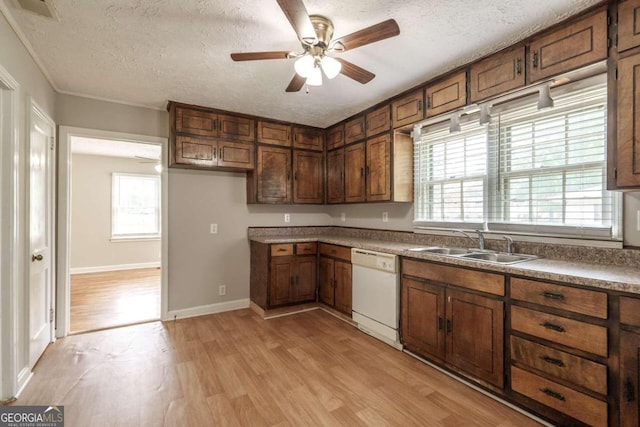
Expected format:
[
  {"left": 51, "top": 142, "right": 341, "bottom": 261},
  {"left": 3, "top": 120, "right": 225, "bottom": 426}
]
[{"left": 28, "top": 105, "right": 55, "bottom": 368}]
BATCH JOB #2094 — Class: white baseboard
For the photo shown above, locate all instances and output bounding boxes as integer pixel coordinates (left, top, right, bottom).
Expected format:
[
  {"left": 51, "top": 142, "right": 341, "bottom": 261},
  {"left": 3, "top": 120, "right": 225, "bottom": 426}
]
[
  {"left": 164, "top": 298, "right": 250, "bottom": 321},
  {"left": 70, "top": 261, "right": 161, "bottom": 275}
]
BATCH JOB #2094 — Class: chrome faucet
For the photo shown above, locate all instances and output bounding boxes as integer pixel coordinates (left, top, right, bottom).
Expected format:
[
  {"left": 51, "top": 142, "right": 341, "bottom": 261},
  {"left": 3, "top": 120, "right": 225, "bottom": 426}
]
[
  {"left": 504, "top": 236, "right": 514, "bottom": 254},
  {"left": 453, "top": 229, "right": 485, "bottom": 251}
]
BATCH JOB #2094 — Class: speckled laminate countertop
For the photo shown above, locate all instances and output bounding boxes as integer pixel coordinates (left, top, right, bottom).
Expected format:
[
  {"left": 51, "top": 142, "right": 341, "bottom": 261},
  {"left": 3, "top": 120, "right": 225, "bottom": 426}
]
[{"left": 250, "top": 234, "right": 640, "bottom": 295}]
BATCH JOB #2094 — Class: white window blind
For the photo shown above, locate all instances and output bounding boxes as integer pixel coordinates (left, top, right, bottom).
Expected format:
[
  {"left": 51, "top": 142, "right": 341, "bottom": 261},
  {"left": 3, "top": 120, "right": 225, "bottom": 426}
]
[
  {"left": 414, "top": 76, "right": 619, "bottom": 240},
  {"left": 112, "top": 173, "right": 161, "bottom": 238}
]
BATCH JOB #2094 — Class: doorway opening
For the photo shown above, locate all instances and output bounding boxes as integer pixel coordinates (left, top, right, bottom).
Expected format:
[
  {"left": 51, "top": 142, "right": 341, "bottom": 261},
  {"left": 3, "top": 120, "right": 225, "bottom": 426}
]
[{"left": 58, "top": 128, "right": 167, "bottom": 336}]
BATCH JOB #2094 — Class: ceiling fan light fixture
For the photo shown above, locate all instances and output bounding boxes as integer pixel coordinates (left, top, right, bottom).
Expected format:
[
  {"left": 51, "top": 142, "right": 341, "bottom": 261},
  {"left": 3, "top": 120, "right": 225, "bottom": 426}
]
[
  {"left": 294, "top": 54, "right": 315, "bottom": 78},
  {"left": 320, "top": 55, "right": 341, "bottom": 79},
  {"left": 307, "top": 66, "right": 323, "bottom": 86}
]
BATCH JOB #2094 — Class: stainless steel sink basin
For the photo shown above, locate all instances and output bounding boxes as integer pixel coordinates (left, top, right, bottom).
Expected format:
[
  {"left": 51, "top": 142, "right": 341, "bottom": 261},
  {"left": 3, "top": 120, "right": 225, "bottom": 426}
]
[
  {"left": 458, "top": 252, "right": 537, "bottom": 264},
  {"left": 407, "top": 247, "right": 470, "bottom": 255}
]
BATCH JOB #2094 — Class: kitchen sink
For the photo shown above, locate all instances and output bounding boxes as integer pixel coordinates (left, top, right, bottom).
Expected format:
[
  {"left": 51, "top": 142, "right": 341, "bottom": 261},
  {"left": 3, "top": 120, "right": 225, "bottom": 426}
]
[
  {"left": 409, "top": 247, "right": 471, "bottom": 255},
  {"left": 458, "top": 252, "right": 537, "bottom": 264}
]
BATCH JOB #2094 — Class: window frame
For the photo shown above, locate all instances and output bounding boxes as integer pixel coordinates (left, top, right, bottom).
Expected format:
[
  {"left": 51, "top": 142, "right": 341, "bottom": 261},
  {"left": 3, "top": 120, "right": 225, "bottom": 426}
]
[{"left": 111, "top": 172, "right": 161, "bottom": 240}]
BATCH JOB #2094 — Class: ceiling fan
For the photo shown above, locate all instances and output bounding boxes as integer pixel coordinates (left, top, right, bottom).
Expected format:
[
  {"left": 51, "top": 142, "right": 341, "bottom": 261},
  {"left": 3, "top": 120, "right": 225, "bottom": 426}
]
[{"left": 230, "top": 0, "right": 400, "bottom": 92}]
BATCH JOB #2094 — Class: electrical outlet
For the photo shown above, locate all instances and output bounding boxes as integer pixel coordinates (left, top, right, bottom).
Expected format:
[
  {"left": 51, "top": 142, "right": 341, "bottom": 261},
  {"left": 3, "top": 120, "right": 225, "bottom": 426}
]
[
  {"left": 284, "top": 213, "right": 291, "bottom": 223},
  {"left": 210, "top": 223, "right": 218, "bottom": 234},
  {"left": 218, "top": 285, "right": 226, "bottom": 296},
  {"left": 340, "top": 212, "right": 346, "bottom": 222},
  {"left": 382, "top": 212, "right": 389, "bottom": 222}
]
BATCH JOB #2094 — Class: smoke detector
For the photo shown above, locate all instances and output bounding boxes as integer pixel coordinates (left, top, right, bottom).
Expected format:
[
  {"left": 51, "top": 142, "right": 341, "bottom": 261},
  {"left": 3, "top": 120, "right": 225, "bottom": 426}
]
[{"left": 14, "top": 0, "right": 59, "bottom": 20}]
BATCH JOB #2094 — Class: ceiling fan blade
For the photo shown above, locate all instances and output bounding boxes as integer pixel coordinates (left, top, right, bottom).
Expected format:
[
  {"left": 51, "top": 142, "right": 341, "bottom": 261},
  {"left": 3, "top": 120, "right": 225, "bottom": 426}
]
[
  {"left": 276, "top": 0, "right": 317, "bottom": 44},
  {"left": 336, "top": 59, "right": 375, "bottom": 84},
  {"left": 286, "top": 74, "right": 306, "bottom": 92},
  {"left": 231, "top": 51, "right": 292, "bottom": 61},
  {"left": 332, "top": 19, "right": 400, "bottom": 51}
]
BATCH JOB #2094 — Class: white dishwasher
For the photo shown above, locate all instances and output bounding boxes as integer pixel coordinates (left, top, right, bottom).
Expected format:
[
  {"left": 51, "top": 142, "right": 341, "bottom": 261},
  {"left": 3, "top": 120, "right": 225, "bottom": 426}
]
[{"left": 351, "top": 248, "right": 402, "bottom": 350}]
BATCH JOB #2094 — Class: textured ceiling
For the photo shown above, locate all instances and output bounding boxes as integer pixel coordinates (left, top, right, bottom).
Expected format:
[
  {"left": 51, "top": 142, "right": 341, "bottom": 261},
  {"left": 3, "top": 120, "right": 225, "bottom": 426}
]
[{"left": 3, "top": 0, "right": 603, "bottom": 128}]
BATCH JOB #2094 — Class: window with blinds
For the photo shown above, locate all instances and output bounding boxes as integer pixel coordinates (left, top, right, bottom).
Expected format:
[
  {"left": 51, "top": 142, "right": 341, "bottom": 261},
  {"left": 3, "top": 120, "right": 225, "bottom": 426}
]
[{"left": 414, "top": 75, "right": 619, "bottom": 239}]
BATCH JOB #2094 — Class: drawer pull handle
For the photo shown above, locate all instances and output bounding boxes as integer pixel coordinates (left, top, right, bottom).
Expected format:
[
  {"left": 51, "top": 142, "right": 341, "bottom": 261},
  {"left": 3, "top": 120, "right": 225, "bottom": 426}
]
[
  {"left": 624, "top": 378, "right": 636, "bottom": 403},
  {"left": 331, "top": 249, "right": 337, "bottom": 254},
  {"left": 541, "top": 322, "right": 565, "bottom": 333},
  {"left": 446, "top": 319, "right": 452, "bottom": 334},
  {"left": 541, "top": 388, "right": 565, "bottom": 401},
  {"left": 540, "top": 355, "right": 565, "bottom": 367},
  {"left": 541, "top": 291, "right": 565, "bottom": 301},
  {"left": 278, "top": 248, "right": 287, "bottom": 252},
  {"left": 438, "top": 316, "right": 444, "bottom": 331}
]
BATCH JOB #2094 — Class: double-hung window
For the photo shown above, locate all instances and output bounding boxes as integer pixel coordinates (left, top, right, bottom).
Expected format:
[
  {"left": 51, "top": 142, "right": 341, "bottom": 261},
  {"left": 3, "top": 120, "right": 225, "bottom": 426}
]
[
  {"left": 111, "top": 173, "right": 161, "bottom": 239},
  {"left": 414, "top": 75, "right": 620, "bottom": 240}
]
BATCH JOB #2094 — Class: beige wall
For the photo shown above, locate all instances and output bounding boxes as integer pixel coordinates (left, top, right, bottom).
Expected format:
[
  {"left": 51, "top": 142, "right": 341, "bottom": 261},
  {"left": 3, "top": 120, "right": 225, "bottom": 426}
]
[{"left": 70, "top": 154, "right": 161, "bottom": 271}]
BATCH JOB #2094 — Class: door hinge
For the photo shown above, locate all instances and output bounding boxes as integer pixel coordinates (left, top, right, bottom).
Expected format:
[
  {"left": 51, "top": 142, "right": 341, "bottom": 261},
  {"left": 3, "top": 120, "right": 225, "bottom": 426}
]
[
  {"left": 49, "top": 308, "right": 54, "bottom": 323},
  {"left": 50, "top": 136, "right": 55, "bottom": 151}
]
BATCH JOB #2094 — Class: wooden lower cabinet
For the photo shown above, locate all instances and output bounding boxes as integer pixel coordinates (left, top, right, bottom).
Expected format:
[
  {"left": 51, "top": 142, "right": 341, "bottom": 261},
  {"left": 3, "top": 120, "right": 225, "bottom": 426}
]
[
  {"left": 620, "top": 330, "right": 640, "bottom": 427},
  {"left": 318, "top": 244, "right": 352, "bottom": 315},
  {"left": 401, "top": 260, "right": 504, "bottom": 389}
]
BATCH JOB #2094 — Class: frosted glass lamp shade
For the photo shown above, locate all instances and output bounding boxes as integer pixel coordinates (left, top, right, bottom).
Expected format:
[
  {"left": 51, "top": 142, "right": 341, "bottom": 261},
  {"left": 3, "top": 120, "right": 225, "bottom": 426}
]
[
  {"left": 307, "top": 66, "right": 323, "bottom": 86},
  {"left": 321, "top": 56, "right": 342, "bottom": 79},
  {"left": 294, "top": 55, "right": 314, "bottom": 78}
]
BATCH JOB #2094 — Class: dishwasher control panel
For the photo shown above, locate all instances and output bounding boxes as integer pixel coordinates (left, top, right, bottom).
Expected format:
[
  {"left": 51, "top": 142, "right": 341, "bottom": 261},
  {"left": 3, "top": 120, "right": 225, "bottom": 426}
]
[{"left": 351, "top": 248, "right": 398, "bottom": 273}]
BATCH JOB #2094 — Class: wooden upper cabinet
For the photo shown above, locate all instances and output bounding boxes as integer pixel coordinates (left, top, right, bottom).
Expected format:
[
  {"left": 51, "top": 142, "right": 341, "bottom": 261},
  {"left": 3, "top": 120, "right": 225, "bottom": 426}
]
[
  {"left": 173, "top": 136, "right": 254, "bottom": 170},
  {"left": 175, "top": 107, "right": 217, "bottom": 136},
  {"left": 344, "top": 115, "right": 366, "bottom": 144},
  {"left": 326, "top": 123, "right": 345, "bottom": 150},
  {"left": 344, "top": 142, "right": 366, "bottom": 202},
  {"left": 619, "top": 0, "right": 640, "bottom": 52},
  {"left": 217, "top": 114, "right": 254, "bottom": 142},
  {"left": 470, "top": 47, "right": 525, "bottom": 102},
  {"left": 366, "top": 105, "right": 391, "bottom": 137},
  {"left": 293, "top": 126, "right": 324, "bottom": 151},
  {"left": 366, "top": 133, "right": 391, "bottom": 202},
  {"left": 392, "top": 89, "right": 424, "bottom": 128},
  {"left": 257, "top": 120, "right": 291, "bottom": 147},
  {"left": 256, "top": 145, "right": 291, "bottom": 203},
  {"left": 426, "top": 72, "right": 467, "bottom": 117},
  {"left": 293, "top": 150, "right": 324, "bottom": 203},
  {"left": 217, "top": 140, "right": 255, "bottom": 169},
  {"left": 528, "top": 10, "right": 608, "bottom": 83},
  {"left": 327, "top": 148, "right": 345, "bottom": 204},
  {"left": 614, "top": 52, "right": 640, "bottom": 188}
]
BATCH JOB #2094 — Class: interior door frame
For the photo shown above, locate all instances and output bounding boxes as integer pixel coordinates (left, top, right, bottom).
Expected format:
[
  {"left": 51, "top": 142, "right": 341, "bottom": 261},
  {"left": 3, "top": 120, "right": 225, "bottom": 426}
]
[
  {"left": 0, "top": 63, "right": 21, "bottom": 399},
  {"left": 57, "top": 126, "right": 168, "bottom": 337}
]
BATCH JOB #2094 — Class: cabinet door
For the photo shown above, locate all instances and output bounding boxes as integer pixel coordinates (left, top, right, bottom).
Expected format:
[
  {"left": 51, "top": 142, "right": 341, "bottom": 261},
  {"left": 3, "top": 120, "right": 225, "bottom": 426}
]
[
  {"left": 401, "top": 278, "right": 446, "bottom": 360},
  {"left": 319, "top": 257, "right": 335, "bottom": 306},
  {"left": 392, "top": 89, "right": 424, "bottom": 128},
  {"left": 470, "top": 47, "right": 525, "bottom": 102},
  {"left": 619, "top": 0, "right": 640, "bottom": 52},
  {"left": 257, "top": 120, "right": 291, "bottom": 147},
  {"left": 217, "top": 114, "right": 255, "bottom": 142},
  {"left": 446, "top": 289, "right": 504, "bottom": 388},
  {"left": 528, "top": 10, "right": 607, "bottom": 83},
  {"left": 426, "top": 72, "right": 467, "bottom": 117},
  {"left": 344, "top": 142, "right": 366, "bottom": 202},
  {"left": 293, "top": 256, "right": 316, "bottom": 303},
  {"left": 620, "top": 330, "right": 640, "bottom": 427},
  {"left": 366, "top": 134, "right": 391, "bottom": 202},
  {"left": 270, "top": 257, "right": 294, "bottom": 306},
  {"left": 615, "top": 52, "right": 640, "bottom": 188},
  {"left": 257, "top": 145, "right": 291, "bottom": 203},
  {"left": 217, "top": 140, "right": 255, "bottom": 170},
  {"left": 326, "top": 124, "right": 345, "bottom": 150},
  {"left": 345, "top": 115, "right": 366, "bottom": 144},
  {"left": 326, "top": 149, "right": 345, "bottom": 204},
  {"left": 173, "top": 135, "right": 217, "bottom": 167},
  {"left": 293, "top": 150, "right": 324, "bottom": 203},
  {"left": 293, "top": 127, "right": 324, "bottom": 151},
  {"left": 366, "top": 105, "right": 391, "bottom": 137},
  {"left": 334, "top": 260, "right": 352, "bottom": 315},
  {"left": 175, "top": 107, "right": 217, "bottom": 137}
]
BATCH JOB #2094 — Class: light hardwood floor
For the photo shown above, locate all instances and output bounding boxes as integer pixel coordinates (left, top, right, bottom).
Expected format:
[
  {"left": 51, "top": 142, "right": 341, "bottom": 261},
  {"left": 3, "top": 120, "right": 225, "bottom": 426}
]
[
  {"left": 70, "top": 268, "right": 161, "bottom": 333},
  {"left": 17, "top": 309, "right": 542, "bottom": 426}
]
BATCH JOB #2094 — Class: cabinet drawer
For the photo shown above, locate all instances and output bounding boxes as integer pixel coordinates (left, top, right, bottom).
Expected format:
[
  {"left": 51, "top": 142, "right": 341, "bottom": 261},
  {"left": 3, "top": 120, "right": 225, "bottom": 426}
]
[
  {"left": 511, "top": 366, "right": 607, "bottom": 427},
  {"left": 621, "top": 296, "right": 640, "bottom": 327},
  {"left": 511, "top": 305, "right": 607, "bottom": 357},
  {"left": 510, "top": 336, "right": 607, "bottom": 395},
  {"left": 296, "top": 243, "right": 317, "bottom": 255},
  {"left": 319, "top": 244, "right": 351, "bottom": 261},
  {"left": 510, "top": 277, "right": 607, "bottom": 319},
  {"left": 271, "top": 244, "right": 294, "bottom": 257},
  {"left": 402, "top": 259, "right": 504, "bottom": 296}
]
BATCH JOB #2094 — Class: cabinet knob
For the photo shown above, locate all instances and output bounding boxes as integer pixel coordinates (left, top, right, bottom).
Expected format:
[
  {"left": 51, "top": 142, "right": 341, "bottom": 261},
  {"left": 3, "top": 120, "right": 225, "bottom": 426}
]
[{"left": 32, "top": 253, "right": 43, "bottom": 262}]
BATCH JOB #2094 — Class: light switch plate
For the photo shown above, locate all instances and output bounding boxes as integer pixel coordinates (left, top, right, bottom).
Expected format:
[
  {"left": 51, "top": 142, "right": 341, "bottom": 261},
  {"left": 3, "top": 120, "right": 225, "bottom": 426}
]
[
  {"left": 284, "top": 213, "right": 291, "bottom": 223},
  {"left": 382, "top": 212, "right": 389, "bottom": 222},
  {"left": 210, "top": 224, "right": 218, "bottom": 234}
]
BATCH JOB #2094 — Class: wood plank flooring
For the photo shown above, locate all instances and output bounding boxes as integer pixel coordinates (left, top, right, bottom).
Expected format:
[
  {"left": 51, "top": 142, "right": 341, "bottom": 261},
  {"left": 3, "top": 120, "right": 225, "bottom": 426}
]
[
  {"left": 70, "top": 268, "right": 160, "bottom": 333},
  {"left": 16, "top": 309, "right": 542, "bottom": 426}
]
